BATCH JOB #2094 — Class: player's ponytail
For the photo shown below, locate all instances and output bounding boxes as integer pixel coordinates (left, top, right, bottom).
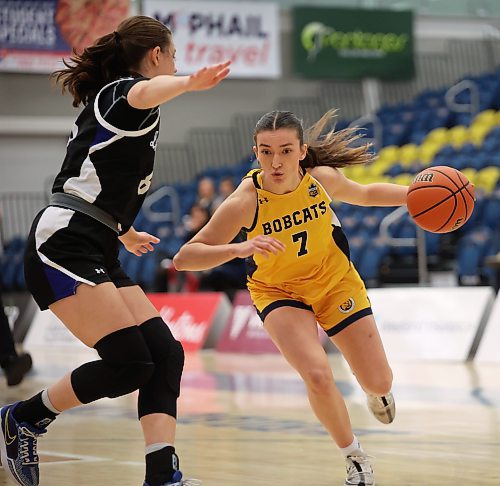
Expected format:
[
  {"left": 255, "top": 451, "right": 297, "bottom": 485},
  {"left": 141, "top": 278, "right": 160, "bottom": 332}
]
[
  {"left": 254, "top": 109, "right": 373, "bottom": 170},
  {"left": 301, "top": 109, "right": 373, "bottom": 169},
  {"left": 52, "top": 16, "right": 172, "bottom": 107}
]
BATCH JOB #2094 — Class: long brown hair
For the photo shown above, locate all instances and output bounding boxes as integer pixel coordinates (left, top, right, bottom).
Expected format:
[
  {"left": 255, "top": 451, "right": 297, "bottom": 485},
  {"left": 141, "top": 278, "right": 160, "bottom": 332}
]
[
  {"left": 52, "top": 16, "right": 172, "bottom": 107},
  {"left": 253, "top": 110, "right": 373, "bottom": 169}
]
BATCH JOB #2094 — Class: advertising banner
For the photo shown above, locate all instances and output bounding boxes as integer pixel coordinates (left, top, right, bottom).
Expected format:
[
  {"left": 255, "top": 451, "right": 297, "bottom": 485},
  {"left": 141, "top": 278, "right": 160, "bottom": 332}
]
[
  {"left": 0, "top": 0, "right": 129, "bottom": 73},
  {"left": 147, "top": 292, "right": 231, "bottom": 352},
  {"left": 293, "top": 6, "right": 414, "bottom": 79},
  {"left": 368, "top": 287, "right": 495, "bottom": 361},
  {"left": 216, "top": 290, "right": 280, "bottom": 354},
  {"left": 24, "top": 308, "right": 84, "bottom": 348},
  {"left": 143, "top": 0, "right": 281, "bottom": 79},
  {"left": 216, "top": 290, "right": 329, "bottom": 354}
]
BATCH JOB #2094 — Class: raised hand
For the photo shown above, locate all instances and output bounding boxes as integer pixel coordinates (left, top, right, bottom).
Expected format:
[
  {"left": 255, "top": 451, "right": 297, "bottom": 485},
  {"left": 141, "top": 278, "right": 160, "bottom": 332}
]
[{"left": 187, "top": 60, "right": 231, "bottom": 92}]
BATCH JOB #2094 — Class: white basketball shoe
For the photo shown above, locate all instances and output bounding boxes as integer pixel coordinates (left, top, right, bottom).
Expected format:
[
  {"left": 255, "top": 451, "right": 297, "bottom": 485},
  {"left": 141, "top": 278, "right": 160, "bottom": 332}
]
[{"left": 367, "top": 392, "right": 396, "bottom": 424}]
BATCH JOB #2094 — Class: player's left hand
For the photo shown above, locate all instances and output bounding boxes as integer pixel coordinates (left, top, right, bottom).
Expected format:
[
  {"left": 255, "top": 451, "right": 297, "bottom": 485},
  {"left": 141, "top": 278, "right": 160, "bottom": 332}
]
[
  {"left": 187, "top": 60, "right": 231, "bottom": 91},
  {"left": 120, "top": 230, "right": 160, "bottom": 256}
]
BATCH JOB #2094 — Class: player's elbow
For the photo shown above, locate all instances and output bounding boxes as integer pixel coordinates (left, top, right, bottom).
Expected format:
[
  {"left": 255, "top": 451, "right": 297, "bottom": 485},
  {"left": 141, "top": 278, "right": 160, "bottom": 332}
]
[{"left": 172, "top": 251, "right": 187, "bottom": 271}]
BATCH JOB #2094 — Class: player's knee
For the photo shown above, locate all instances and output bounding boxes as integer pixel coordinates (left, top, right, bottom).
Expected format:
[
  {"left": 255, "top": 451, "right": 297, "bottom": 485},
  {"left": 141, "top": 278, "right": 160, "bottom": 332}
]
[
  {"left": 95, "top": 326, "right": 155, "bottom": 397},
  {"left": 137, "top": 318, "right": 185, "bottom": 418},
  {"left": 166, "top": 338, "right": 184, "bottom": 396},
  {"left": 303, "top": 367, "right": 334, "bottom": 394},
  {"left": 363, "top": 372, "right": 393, "bottom": 396},
  {"left": 139, "top": 317, "right": 185, "bottom": 396}
]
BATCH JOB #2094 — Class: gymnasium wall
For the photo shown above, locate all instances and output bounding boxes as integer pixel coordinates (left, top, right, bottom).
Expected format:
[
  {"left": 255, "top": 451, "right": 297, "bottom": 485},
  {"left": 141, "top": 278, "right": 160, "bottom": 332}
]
[{"left": 1, "top": 11, "right": 500, "bottom": 192}]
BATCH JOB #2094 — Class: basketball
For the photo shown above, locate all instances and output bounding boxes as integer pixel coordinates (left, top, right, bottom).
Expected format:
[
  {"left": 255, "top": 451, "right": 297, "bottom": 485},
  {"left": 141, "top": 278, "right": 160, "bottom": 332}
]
[{"left": 407, "top": 166, "right": 475, "bottom": 233}]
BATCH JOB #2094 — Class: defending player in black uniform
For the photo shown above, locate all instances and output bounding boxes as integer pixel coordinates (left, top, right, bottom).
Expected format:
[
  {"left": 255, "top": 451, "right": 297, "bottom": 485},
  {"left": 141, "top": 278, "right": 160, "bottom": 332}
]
[{"left": 0, "top": 15, "right": 230, "bottom": 486}]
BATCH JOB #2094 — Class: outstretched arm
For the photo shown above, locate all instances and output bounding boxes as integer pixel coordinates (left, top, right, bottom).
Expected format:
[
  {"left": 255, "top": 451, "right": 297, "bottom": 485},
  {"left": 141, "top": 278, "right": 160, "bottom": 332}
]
[
  {"left": 127, "top": 61, "right": 231, "bottom": 109},
  {"left": 311, "top": 166, "right": 407, "bottom": 207},
  {"left": 173, "top": 182, "right": 285, "bottom": 271}
]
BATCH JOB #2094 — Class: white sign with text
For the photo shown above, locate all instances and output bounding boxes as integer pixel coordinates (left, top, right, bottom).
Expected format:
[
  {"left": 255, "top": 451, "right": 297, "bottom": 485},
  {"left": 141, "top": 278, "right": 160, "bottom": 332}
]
[
  {"left": 24, "top": 309, "right": 83, "bottom": 348},
  {"left": 368, "top": 287, "right": 494, "bottom": 361},
  {"left": 143, "top": 0, "right": 281, "bottom": 78}
]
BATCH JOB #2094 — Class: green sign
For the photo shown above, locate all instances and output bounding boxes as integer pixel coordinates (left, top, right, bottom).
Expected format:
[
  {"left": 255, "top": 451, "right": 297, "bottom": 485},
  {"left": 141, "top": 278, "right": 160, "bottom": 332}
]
[{"left": 293, "top": 7, "right": 414, "bottom": 79}]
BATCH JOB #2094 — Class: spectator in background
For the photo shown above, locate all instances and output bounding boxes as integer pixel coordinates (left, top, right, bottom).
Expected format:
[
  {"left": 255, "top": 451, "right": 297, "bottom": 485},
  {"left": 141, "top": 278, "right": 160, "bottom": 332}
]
[
  {"left": 196, "top": 176, "right": 217, "bottom": 214},
  {"left": 0, "top": 278, "right": 32, "bottom": 386},
  {"left": 212, "top": 177, "right": 236, "bottom": 212},
  {"left": 182, "top": 203, "right": 210, "bottom": 241},
  {"left": 159, "top": 204, "right": 211, "bottom": 292}
]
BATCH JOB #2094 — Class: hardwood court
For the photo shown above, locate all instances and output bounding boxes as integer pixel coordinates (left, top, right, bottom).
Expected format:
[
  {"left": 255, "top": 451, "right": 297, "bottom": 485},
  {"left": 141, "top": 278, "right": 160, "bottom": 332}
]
[{"left": 1, "top": 346, "right": 499, "bottom": 485}]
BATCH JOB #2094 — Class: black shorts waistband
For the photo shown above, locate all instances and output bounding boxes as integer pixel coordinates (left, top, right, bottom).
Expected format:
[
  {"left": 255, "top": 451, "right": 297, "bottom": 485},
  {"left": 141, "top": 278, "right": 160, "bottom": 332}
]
[{"left": 49, "top": 193, "right": 120, "bottom": 234}]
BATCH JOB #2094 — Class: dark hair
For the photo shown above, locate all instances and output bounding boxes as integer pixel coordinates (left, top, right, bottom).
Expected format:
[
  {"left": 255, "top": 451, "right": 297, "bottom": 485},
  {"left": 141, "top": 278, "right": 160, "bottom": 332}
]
[
  {"left": 52, "top": 16, "right": 172, "bottom": 107},
  {"left": 253, "top": 110, "right": 373, "bottom": 169}
]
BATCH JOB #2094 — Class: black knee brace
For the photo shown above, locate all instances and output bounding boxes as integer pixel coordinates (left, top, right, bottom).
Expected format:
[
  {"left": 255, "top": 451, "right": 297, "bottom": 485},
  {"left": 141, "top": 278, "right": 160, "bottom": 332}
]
[
  {"left": 71, "top": 326, "right": 154, "bottom": 404},
  {"left": 137, "top": 317, "right": 185, "bottom": 419}
]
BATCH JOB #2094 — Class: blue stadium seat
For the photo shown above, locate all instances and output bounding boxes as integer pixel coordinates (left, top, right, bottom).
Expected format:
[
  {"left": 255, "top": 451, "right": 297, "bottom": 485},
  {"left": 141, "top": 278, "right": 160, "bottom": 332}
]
[
  {"left": 457, "top": 242, "right": 483, "bottom": 285},
  {"left": 357, "top": 240, "right": 389, "bottom": 286},
  {"left": 481, "top": 198, "right": 500, "bottom": 230}
]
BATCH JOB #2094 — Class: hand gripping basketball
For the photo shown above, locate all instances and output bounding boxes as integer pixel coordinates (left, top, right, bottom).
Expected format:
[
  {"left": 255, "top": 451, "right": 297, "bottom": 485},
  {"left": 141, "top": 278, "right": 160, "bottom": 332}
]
[{"left": 407, "top": 166, "right": 475, "bottom": 233}]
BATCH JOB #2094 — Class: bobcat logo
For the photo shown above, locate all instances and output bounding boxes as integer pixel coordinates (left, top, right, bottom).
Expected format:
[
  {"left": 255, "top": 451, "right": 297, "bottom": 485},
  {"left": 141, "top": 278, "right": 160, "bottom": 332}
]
[
  {"left": 338, "top": 298, "right": 355, "bottom": 314},
  {"left": 308, "top": 183, "right": 319, "bottom": 197}
]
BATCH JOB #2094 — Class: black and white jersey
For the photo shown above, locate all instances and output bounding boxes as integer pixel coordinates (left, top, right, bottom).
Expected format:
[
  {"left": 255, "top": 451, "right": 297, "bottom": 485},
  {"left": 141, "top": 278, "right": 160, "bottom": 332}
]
[{"left": 52, "top": 76, "right": 160, "bottom": 233}]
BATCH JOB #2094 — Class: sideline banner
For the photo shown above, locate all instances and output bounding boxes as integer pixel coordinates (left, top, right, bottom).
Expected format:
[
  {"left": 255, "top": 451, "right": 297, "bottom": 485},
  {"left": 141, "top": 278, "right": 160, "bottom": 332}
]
[
  {"left": 147, "top": 292, "right": 231, "bottom": 352},
  {"left": 24, "top": 308, "right": 83, "bottom": 348},
  {"left": 368, "top": 287, "right": 495, "bottom": 361},
  {"left": 293, "top": 6, "right": 414, "bottom": 79},
  {"left": 143, "top": 0, "right": 281, "bottom": 79},
  {"left": 24, "top": 292, "right": 230, "bottom": 352},
  {"left": 0, "top": 0, "right": 129, "bottom": 73},
  {"left": 216, "top": 290, "right": 279, "bottom": 354},
  {"left": 475, "top": 291, "right": 500, "bottom": 363},
  {"left": 216, "top": 290, "right": 330, "bottom": 354}
]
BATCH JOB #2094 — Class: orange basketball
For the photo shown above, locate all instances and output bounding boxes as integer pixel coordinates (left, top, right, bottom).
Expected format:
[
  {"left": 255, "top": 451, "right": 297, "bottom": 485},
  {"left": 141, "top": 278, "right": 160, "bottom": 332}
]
[{"left": 407, "top": 166, "right": 475, "bottom": 233}]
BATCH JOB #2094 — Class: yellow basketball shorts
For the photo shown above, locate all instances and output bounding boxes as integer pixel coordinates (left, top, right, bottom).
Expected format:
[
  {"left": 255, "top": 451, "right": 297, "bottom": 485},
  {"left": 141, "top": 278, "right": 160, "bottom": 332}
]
[{"left": 249, "top": 264, "right": 372, "bottom": 336}]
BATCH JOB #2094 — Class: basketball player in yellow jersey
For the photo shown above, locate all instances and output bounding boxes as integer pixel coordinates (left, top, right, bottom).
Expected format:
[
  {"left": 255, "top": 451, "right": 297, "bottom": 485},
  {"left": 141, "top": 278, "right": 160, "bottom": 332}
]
[{"left": 174, "top": 110, "right": 408, "bottom": 486}]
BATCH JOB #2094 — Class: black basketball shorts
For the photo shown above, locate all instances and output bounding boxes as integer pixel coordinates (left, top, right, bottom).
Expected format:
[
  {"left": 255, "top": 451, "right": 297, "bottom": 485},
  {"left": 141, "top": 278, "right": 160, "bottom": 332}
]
[{"left": 24, "top": 206, "right": 136, "bottom": 310}]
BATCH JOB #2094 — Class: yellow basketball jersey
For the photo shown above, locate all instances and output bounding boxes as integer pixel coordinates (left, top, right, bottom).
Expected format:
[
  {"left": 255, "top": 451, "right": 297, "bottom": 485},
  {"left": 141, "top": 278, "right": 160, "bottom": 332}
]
[{"left": 245, "top": 169, "right": 351, "bottom": 304}]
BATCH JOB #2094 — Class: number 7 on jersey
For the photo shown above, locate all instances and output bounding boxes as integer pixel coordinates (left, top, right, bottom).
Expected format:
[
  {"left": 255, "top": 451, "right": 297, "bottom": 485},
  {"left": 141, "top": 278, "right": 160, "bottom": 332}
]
[{"left": 292, "top": 231, "right": 308, "bottom": 256}]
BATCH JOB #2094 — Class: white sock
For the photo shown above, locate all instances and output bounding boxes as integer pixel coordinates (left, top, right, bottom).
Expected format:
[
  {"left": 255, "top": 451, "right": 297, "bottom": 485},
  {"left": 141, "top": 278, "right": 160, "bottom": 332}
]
[
  {"left": 340, "top": 435, "right": 363, "bottom": 457},
  {"left": 145, "top": 442, "right": 174, "bottom": 455},
  {"left": 42, "top": 389, "right": 61, "bottom": 414}
]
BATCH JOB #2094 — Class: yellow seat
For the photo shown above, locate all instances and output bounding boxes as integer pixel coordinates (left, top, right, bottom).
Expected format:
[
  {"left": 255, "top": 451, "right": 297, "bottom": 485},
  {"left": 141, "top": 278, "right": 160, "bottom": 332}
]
[
  {"left": 392, "top": 173, "right": 414, "bottom": 187},
  {"left": 424, "top": 127, "right": 449, "bottom": 146},
  {"left": 368, "top": 158, "right": 394, "bottom": 176},
  {"left": 471, "top": 109, "right": 497, "bottom": 128},
  {"left": 448, "top": 125, "right": 469, "bottom": 148},
  {"left": 475, "top": 166, "right": 500, "bottom": 194},
  {"left": 399, "top": 144, "right": 419, "bottom": 167},
  {"left": 461, "top": 168, "right": 478, "bottom": 187},
  {"left": 469, "top": 124, "right": 492, "bottom": 146},
  {"left": 377, "top": 145, "right": 400, "bottom": 165},
  {"left": 419, "top": 142, "right": 441, "bottom": 166}
]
